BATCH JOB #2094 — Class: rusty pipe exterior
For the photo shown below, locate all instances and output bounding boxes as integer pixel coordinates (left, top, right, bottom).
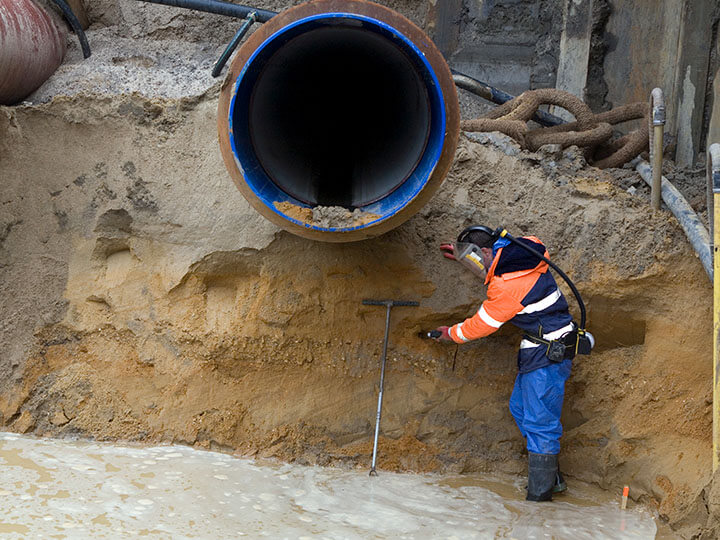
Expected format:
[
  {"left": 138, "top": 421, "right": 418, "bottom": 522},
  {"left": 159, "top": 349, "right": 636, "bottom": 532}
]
[
  {"left": 217, "top": 0, "right": 459, "bottom": 242},
  {"left": 0, "top": 0, "right": 66, "bottom": 105}
]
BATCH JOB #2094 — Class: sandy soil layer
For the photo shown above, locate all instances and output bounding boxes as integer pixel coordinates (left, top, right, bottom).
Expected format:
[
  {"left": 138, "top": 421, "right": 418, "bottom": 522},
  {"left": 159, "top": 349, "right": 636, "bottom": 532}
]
[{"left": 1, "top": 91, "right": 713, "bottom": 535}]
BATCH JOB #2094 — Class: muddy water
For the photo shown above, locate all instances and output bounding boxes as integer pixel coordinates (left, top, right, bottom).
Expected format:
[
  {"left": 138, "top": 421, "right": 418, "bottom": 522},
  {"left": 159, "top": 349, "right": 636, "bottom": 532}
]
[{"left": 0, "top": 433, "right": 660, "bottom": 539}]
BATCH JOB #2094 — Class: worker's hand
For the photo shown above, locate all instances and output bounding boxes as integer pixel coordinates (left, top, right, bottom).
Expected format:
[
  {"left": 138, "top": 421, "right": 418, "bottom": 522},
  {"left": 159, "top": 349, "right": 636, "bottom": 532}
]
[
  {"left": 434, "top": 326, "right": 453, "bottom": 342},
  {"left": 440, "top": 243, "right": 456, "bottom": 261}
]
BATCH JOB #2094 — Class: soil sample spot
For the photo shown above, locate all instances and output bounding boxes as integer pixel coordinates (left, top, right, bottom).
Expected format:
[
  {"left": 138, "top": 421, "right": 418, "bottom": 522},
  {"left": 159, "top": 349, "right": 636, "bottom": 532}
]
[
  {"left": 205, "top": 284, "right": 237, "bottom": 333},
  {"left": 105, "top": 249, "right": 134, "bottom": 287}
]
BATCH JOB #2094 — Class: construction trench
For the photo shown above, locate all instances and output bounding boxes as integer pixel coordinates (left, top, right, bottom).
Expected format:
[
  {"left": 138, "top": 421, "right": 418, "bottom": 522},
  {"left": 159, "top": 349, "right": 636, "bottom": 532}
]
[{"left": 2, "top": 0, "right": 720, "bottom": 537}]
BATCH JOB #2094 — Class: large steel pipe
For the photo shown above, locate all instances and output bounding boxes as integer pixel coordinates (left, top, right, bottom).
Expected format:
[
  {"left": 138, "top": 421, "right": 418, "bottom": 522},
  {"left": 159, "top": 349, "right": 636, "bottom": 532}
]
[
  {"left": 218, "top": 0, "right": 459, "bottom": 242},
  {"left": 0, "top": 0, "right": 66, "bottom": 105}
]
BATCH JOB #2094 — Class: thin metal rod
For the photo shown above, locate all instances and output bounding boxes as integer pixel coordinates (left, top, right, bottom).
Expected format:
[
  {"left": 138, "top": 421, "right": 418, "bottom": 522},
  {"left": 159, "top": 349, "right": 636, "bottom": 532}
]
[
  {"left": 138, "top": 0, "right": 276, "bottom": 23},
  {"left": 369, "top": 302, "right": 392, "bottom": 476},
  {"left": 711, "top": 142, "right": 720, "bottom": 472},
  {"left": 212, "top": 12, "right": 256, "bottom": 77}
]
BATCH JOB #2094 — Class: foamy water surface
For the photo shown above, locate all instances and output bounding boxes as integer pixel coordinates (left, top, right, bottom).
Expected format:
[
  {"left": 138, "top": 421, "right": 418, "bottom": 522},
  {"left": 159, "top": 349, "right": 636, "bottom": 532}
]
[{"left": 0, "top": 433, "right": 661, "bottom": 539}]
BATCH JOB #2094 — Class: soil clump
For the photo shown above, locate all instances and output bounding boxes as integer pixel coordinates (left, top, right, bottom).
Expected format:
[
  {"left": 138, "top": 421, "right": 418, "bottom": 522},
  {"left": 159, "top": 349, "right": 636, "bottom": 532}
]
[{"left": 274, "top": 202, "right": 381, "bottom": 228}]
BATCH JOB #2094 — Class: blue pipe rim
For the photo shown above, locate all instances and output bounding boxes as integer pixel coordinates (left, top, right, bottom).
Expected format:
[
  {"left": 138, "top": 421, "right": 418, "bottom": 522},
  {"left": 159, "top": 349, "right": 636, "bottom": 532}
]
[{"left": 227, "top": 12, "right": 446, "bottom": 233}]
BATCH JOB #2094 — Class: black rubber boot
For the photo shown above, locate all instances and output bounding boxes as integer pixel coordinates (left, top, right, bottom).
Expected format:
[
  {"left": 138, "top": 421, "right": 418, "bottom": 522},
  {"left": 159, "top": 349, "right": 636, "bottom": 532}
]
[
  {"left": 553, "top": 470, "right": 567, "bottom": 494},
  {"left": 526, "top": 452, "right": 558, "bottom": 502},
  {"left": 523, "top": 469, "right": 567, "bottom": 493}
]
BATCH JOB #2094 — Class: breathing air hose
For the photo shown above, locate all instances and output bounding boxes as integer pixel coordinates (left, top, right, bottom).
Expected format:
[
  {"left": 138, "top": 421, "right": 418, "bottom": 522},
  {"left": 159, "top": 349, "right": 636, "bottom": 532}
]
[{"left": 495, "top": 228, "right": 587, "bottom": 332}]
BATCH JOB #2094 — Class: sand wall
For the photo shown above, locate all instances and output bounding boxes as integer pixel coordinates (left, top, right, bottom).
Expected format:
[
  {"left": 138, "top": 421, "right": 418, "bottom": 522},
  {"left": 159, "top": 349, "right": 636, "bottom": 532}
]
[{"left": 0, "top": 90, "right": 713, "bottom": 535}]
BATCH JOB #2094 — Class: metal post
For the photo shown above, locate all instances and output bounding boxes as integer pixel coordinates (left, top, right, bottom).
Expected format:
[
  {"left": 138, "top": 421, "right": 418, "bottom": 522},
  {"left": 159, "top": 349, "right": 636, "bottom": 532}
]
[
  {"left": 709, "top": 145, "right": 720, "bottom": 238},
  {"left": 650, "top": 88, "right": 665, "bottom": 210},
  {"left": 711, "top": 143, "right": 720, "bottom": 472}
]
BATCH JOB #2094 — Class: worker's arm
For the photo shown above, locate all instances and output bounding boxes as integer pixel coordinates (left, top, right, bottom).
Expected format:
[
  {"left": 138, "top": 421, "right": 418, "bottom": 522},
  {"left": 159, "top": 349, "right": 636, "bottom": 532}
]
[{"left": 448, "top": 284, "right": 524, "bottom": 343}]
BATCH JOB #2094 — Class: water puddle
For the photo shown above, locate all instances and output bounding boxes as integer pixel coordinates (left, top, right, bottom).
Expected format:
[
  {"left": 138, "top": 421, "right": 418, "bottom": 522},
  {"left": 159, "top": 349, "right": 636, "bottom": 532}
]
[{"left": 0, "top": 432, "right": 662, "bottom": 539}]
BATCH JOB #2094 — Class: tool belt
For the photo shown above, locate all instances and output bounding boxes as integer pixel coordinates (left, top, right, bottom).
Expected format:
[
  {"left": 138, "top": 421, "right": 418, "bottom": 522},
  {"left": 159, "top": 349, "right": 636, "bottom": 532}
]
[{"left": 523, "top": 324, "right": 593, "bottom": 363}]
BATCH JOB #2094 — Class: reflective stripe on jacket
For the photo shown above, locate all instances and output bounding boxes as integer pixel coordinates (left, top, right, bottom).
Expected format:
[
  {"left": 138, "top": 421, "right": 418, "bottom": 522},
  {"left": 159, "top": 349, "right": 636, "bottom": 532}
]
[{"left": 449, "top": 236, "right": 573, "bottom": 373}]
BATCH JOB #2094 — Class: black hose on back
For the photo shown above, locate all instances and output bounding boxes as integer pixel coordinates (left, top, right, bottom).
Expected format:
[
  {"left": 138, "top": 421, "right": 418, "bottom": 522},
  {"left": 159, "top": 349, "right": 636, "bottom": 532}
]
[{"left": 496, "top": 228, "right": 586, "bottom": 329}]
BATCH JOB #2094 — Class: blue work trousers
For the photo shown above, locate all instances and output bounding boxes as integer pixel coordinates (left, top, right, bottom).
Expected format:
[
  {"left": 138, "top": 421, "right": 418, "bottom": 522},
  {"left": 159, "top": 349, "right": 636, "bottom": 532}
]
[{"left": 509, "top": 359, "right": 572, "bottom": 455}]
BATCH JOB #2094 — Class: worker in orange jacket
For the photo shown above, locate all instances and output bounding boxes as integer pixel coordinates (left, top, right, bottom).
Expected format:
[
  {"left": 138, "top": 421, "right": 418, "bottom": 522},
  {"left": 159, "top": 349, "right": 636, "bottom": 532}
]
[{"left": 435, "top": 225, "right": 575, "bottom": 501}]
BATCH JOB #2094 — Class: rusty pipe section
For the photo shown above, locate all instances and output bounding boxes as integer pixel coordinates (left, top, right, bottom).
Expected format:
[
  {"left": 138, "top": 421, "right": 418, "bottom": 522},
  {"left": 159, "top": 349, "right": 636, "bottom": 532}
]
[
  {"left": 217, "top": 0, "right": 459, "bottom": 242},
  {"left": 0, "top": 0, "right": 66, "bottom": 105}
]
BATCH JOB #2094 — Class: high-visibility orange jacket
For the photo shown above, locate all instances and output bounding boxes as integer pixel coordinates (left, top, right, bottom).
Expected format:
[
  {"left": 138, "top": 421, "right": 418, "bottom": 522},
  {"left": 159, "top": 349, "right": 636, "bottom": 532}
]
[{"left": 449, "top": 236, "right": 574, "bottom": 373}]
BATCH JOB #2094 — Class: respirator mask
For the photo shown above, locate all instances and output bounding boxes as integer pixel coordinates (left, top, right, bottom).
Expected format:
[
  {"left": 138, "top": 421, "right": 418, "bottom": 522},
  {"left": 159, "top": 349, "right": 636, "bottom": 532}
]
[
  {"left": 452, "top": 242, "right": 488, "bottom": 278},
  {"left": 447, "top": 225, "right": 498, "bottom": 278}
]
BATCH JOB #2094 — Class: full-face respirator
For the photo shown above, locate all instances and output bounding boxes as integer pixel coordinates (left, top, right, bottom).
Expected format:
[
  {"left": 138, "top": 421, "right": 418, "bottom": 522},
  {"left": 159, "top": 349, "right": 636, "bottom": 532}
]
[
  {"left": 452, "top": 242, "right": 488, "bottom": 278},
  {"left": 443, "top": 224, "right": 498, "bottom": 278}
]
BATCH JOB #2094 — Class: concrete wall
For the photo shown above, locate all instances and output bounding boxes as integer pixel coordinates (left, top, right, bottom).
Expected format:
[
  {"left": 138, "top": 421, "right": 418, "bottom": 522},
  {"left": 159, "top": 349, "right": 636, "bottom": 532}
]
[
  {"left": 600, "top": 0, "right": 718, "bottom": 166},
  {"left": 427, "top": 0, "right": 563, "bottom": 97},
  {"left": 427, "top": 0, "right": 719, "bottom": 168}
]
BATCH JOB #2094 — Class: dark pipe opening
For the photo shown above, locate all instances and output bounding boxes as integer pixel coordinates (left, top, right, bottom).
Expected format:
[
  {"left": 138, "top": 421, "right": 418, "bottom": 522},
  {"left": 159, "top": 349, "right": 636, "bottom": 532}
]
[{"left": 241, "top": 24, "right": 432, "bottom": 208}]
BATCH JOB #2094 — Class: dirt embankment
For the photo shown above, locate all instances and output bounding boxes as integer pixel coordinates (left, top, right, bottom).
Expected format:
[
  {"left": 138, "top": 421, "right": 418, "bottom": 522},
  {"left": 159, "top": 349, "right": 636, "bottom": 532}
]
[{"left": 0, "top": 88, "right": 714, "bottom": 536}]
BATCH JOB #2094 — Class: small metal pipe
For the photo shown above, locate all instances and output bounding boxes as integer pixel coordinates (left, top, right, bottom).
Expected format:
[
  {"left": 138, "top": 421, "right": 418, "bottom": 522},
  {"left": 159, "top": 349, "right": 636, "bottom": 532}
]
[
  {"left": 635, "top": 158, "right": 712, "bottom": 280},
  {"left": 451, "top": 70, "right": 565, "bottom": 127},
  {"left": 650, "top": 88, "right": 665, "bottom": 210},
  {"left": 708, "top": 143, "right": 720, "bottom": 238},
  {"left": 138, "top": 0, "right": 276, "bottom": 23},
  {"left": 211, "top": 11, "right": 256, "bottom": 78},
  {"left": 451, "top": 70, "right": 510, "bottom": 103}
]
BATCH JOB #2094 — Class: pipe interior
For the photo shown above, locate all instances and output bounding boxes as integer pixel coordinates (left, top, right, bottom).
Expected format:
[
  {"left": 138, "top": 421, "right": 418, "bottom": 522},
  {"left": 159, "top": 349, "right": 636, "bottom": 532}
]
[{"left": 245, "top": 24, "right": 431, "bottom": 208}]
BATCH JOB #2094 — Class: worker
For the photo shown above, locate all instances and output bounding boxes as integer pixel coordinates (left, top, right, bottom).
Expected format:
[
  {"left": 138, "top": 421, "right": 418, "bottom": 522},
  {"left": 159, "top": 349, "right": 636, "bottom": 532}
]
[{"left": 434, "top": 225, "right": 576, "bottom": 502}]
